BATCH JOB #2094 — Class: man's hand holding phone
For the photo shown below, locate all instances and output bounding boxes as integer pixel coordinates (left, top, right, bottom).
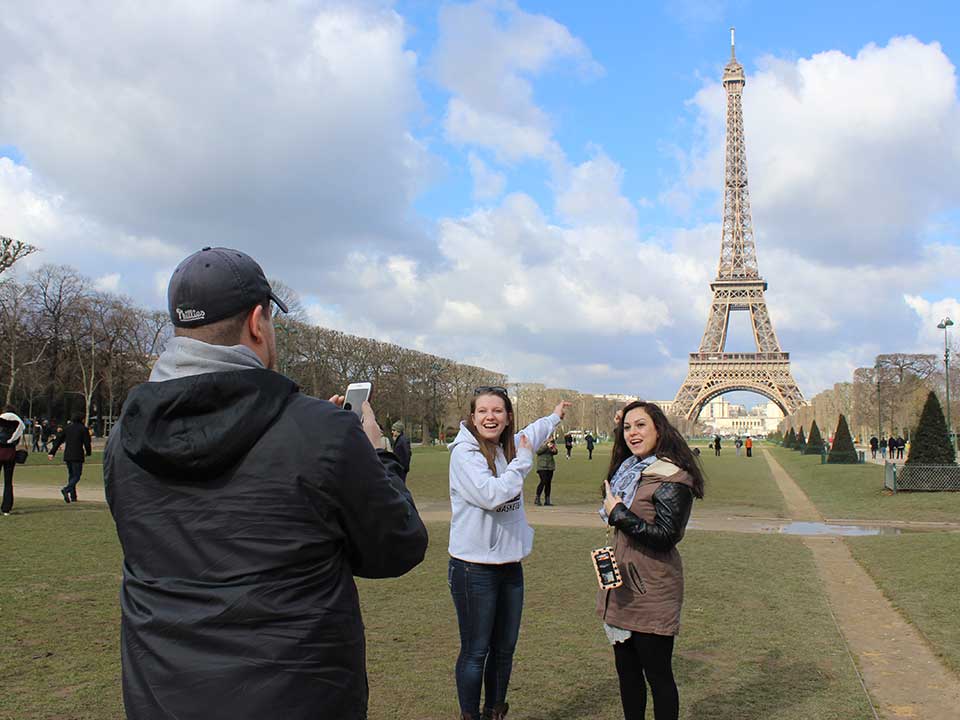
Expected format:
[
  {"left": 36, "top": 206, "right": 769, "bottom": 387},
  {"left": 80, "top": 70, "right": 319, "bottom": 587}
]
[{"left": 333, "top": 383, "right": 383, "bottom": 450}]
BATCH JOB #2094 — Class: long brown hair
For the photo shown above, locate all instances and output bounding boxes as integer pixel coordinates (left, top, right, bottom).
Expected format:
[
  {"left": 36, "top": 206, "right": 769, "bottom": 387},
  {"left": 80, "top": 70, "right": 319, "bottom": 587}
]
[
  {"left": 465, "top": 390, "right": 517, "bottom": 476},
  {"left": 604, "top": 401, "right": 705, "bottom": 498}
]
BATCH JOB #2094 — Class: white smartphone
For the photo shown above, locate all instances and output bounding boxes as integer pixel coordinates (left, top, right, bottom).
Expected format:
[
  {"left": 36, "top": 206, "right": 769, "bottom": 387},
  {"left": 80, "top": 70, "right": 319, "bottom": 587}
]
[{"left": 343, "top": 382, "right": 372, "bottom": 418}]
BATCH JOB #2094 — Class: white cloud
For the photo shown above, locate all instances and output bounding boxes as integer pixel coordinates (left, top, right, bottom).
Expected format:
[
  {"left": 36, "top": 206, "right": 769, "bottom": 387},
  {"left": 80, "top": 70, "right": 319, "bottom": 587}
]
[
  {"left": 433, "top": 0, "right": 601, "bottom": 162},
  {"left": 0, "top": 0, "right": 432, "bottom": 277},
  {"left": 94, "top": 273, "right": 121, "bottom": 293},
  {"left": 468, "top": 153, "right": 507, "bottom": 201},
  {"left": 904, "top": 294, "right": 960, "bottom": 348}
]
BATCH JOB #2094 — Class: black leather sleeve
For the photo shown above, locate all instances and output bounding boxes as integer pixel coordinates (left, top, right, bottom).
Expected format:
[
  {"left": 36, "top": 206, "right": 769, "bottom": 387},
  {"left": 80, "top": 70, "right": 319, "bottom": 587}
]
[{"left": 607, "top": 482, "right": 694, "bottom": 552}]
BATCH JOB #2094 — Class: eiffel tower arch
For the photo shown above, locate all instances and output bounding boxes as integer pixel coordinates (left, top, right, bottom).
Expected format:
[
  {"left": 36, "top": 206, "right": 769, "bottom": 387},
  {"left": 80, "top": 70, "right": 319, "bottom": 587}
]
[{"left": 672, "top": 30, "right": 805, "bottom": 422}]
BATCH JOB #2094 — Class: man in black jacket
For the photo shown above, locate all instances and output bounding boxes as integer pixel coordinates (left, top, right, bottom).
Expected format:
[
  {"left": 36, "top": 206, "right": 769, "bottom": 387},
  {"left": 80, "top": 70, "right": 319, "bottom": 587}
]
[
  {"left": 48, "top": 415, "right": 92, "bottom": 503},
  {"left": 391, "top": 420, "right": 412, "bottom": 478},
  {"left": 104, "top": 247, "right": 428, "bottom": 720}
]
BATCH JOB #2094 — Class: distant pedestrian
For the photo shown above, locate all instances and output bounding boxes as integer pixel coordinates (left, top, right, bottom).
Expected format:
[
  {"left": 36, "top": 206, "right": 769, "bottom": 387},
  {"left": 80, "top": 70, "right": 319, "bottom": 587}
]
[
  {"left": 0, "top": 409, "right": 26, "bottom": 516},
  {"left": 585, "top": 433, "right": 596, "bottom": 460},
  {"left": 564, "top": 432, "right": 574, "bottom": 459},
  {"left": 896, "top": 436, "right": 905, "bottom": 459},
  {"left": 48, "top": 415, "right": 92, "bottom": 503},
  {"left": 887, "top": 436, "right": 896, "bottom": 461},
  {"left": 535, "top": 438, "right": 558, "bottom": 506},
  {"left": 391, "top": 421, "right": 411, "bottom": 479},
  {"left": 41, "top": 420, "right": 53, "bottom": 453},
  {"left": 879, "top": 437, "right": 887, "bottom": 460},
  {"left": 31, "top": 418, "right": 41, "bottom": 452},
  {"left": 713, "top": 434, "right": 721, "bottom": 457},
  {"left": 745, "top": 436, "right": 753, "bottom": 458},
  {"left": 869, "top": 436, "right": 878, "bottom": 459},
  {"left": 735, "top": 437, "right": 743, "bottom": 456}
]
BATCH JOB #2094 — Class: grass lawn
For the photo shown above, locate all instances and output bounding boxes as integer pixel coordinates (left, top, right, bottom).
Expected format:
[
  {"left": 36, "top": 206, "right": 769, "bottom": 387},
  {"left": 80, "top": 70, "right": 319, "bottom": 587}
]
[
  {"left": 766, "top": 446, "right": 960, "bottom": 523},
  {"left": 848, "top": 533, "right": 960, "bottom": 675},
  {"left": 11, "top": 450, "right": 106, "bottom": 491},
  {"left": 407, "top": 442, "right": 788, "bottom": 518},
  {"left": 3, "top": 499, "right": 872, "bottom": 719}
]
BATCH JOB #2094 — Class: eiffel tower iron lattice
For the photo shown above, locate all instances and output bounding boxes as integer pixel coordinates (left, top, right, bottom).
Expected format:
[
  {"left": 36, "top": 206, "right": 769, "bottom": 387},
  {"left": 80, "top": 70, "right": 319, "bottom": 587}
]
[{"left": 672, "top": 30, "right": 805, "bottom": 422}]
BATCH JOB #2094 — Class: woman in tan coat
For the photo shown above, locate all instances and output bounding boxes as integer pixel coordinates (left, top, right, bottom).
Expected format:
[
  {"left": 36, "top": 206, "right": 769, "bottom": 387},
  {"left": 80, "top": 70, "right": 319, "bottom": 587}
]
[{"left": 599, "top": 401, "right": 704, "bottom": 720}]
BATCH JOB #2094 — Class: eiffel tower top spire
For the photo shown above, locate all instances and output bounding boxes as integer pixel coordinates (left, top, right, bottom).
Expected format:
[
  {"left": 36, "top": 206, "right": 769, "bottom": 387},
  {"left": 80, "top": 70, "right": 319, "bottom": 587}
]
[{"left": 717, "top": 27, "right": 758, "bottom": 281}]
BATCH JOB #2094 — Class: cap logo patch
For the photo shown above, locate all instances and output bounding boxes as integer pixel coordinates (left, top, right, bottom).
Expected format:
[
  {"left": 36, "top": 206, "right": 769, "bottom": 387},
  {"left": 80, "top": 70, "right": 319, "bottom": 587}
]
[{"left": 176, "top": 308, "right": 206, "bottom": 323}]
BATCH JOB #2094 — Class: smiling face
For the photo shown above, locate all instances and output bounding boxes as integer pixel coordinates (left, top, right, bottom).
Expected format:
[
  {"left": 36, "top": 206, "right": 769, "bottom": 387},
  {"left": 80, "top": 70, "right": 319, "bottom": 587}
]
[
  {"left": 471, "top": 393, "right": 511, "bottom": 443},
  {"left": 622, "top": 407, "right": 659, "bottom": 459}
]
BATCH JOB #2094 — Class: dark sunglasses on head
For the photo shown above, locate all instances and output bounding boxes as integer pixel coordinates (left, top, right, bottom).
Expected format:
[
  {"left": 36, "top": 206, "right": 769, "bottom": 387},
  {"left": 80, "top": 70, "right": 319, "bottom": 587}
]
[{"left": 474, "top": 385, "right": 508, "bottom": 396}]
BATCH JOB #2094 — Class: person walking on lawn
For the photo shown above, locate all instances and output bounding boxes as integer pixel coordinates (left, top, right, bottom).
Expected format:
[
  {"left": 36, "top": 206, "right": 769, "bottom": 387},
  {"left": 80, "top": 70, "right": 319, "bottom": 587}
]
[
  {"left": 48, "top": 415, "right": 92, "bottom": 503},
  {"left": 744, "top": 435, "right": 753, "bottom": 457},
  {"left": 585, "top": 432, "right": 596, "bottom": 460},
  {"left": 564, "top": 432, "right": 574, "bottom": 459},
  {"left": 535, "top": 437, "right": 558, "bottom": 506},
  {"left": 105, "top": 247, "right": 428, "bottom": 720}
]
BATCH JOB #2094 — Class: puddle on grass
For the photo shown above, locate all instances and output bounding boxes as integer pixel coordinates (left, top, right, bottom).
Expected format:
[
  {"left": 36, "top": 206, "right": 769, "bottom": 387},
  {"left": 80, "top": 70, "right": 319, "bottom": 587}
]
[{"left": 773, "top": 521, "right": 903, "bottom": 536}]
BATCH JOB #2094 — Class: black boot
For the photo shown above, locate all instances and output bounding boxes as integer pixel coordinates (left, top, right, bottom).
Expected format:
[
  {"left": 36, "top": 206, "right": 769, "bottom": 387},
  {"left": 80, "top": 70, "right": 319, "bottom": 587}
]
[
  {"left": 544, "top": 496, "right": 553, "bottom": 506},
  {"left": 534, "top": 496, "right": 542, "bottom": 506}
]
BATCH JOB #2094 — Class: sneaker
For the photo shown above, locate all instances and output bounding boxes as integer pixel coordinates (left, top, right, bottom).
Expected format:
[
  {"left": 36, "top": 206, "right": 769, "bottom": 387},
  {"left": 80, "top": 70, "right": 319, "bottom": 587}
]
[{"left": 61, "top": 488, "right": 71, "bottom": 504}]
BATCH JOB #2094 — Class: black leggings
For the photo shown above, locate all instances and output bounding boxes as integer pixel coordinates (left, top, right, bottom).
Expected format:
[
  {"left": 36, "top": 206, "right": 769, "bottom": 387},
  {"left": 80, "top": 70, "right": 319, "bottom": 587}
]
[
  {"left": 535, "top": 470, "right": 553, "bottom": 499},
  {"left": 613, "top": 632, "right": 678, "bottom": 720}
]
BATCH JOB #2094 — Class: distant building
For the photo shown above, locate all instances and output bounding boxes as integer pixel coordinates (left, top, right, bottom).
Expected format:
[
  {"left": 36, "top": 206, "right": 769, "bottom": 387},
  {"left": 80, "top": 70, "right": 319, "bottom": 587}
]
[{"left": 699, "top": 399, "right": 783, "bottom": 435}]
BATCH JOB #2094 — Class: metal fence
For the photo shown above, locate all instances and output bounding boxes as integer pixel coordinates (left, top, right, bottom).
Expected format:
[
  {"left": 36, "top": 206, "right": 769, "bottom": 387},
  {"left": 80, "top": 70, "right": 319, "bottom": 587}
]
[{"left": 886, "top": 463, "right": 960, "bottom": 492}]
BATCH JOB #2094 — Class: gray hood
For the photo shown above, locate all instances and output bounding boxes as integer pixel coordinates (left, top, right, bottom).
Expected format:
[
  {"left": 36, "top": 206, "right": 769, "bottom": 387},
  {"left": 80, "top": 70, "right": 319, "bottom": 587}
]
[
  {"left": 150, "top": 336, "right": 264, "bottom": 382},
  {"left": 448, "top": 422, "right": 481, "bottom": 452}
]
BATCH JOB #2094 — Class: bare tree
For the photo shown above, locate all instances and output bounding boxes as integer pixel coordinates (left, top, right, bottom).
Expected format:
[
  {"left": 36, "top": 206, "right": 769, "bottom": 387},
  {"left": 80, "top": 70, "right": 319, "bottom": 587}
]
[{"left": 0, "top": 235, "right": 38, "bottom": 275}]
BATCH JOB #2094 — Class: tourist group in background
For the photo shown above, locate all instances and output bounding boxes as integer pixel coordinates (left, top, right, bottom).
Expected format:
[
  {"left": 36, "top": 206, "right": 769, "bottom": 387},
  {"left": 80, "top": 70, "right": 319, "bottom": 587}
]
[{"left": 869, "top": 434, "right": 908, "bottom": 460}]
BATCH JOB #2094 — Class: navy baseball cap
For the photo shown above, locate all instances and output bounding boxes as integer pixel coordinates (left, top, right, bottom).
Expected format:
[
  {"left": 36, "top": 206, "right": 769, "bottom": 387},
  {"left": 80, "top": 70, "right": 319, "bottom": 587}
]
[{"left": 167, "top": 247, "right": 289, "bottom": 327}]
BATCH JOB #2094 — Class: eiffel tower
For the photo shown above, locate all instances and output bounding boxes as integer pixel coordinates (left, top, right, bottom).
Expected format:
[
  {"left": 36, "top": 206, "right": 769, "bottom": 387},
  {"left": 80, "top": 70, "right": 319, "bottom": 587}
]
[{"left": 672, "top": 30, "right": 805, "bottom": 421}]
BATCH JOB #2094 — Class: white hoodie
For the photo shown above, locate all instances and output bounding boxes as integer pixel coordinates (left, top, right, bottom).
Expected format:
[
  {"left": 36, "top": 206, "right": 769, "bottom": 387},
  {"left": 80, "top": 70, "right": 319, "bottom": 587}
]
[{"left": 447, "top": 413, "right": 560, "bottom": 564}]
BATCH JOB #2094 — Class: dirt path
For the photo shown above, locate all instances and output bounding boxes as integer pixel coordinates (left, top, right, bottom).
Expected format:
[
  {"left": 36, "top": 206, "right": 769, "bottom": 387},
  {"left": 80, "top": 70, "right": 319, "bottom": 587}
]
[
  {"left": 763, "top": 449, "right": 960, "bottom": 719},
  {"left": 15, "top": 483, "right": 107, "bottom": 504}
]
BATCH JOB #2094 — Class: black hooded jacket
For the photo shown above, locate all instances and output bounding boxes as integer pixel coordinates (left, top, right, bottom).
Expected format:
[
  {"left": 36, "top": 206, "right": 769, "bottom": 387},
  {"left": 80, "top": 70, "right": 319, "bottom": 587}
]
[{"left": 105, "top": 369, "right": 428, "bottom": 720}]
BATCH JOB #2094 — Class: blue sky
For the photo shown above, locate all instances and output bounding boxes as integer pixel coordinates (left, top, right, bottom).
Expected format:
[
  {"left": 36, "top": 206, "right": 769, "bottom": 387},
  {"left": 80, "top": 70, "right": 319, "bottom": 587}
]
[{"left": 1, "top": 0, "right": 958, "bottom": 409}]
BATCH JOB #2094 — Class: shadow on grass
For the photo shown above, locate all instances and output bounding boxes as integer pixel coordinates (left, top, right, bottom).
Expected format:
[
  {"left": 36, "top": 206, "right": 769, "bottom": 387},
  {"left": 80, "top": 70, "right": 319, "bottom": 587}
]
[{"left": 684, "top": 649, "right": 831, "bottom": 719}]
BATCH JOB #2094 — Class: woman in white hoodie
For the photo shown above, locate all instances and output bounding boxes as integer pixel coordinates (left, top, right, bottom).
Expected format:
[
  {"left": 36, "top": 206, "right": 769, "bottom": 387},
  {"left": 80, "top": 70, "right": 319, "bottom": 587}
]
[{"left": 447, "top": 386, "right": 570, "bottom": 720}]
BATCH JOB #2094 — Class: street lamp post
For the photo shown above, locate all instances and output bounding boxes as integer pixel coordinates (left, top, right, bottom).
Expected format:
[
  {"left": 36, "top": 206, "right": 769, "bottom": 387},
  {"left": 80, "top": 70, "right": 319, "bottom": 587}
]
[{"left": 938, "top": 317, "right": 954, "bottom": 450}]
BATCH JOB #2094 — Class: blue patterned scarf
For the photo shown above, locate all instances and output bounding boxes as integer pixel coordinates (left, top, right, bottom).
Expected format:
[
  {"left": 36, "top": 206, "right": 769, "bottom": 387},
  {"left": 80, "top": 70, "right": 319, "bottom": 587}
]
[{"left": 599, "top": 454, "right": 658, "bottom": 522}]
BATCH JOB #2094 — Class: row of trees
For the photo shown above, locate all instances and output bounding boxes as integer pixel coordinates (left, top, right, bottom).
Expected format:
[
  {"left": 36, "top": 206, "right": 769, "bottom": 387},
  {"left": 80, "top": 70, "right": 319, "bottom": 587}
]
[
  {"left": 0, "top": 252, "right": 641, "bottom": 442},
  {"left": 776, "top": 391, "right": 956, "bottom": 467},
  {"left": 0, "top": 263, "right": 169, "bottom": 428},
  {"left": 781, "top": 353, "right": 957, "bottom": 444},
  {"left": 776, "top": 414, "right": 859, "bottom": 463}
]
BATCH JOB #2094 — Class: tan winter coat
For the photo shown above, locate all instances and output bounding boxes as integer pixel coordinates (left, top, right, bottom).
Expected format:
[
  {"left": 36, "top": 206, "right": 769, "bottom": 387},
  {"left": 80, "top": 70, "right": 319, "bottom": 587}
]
[{"left": 596, "top": 459, "right": 695, "bottom": 636}]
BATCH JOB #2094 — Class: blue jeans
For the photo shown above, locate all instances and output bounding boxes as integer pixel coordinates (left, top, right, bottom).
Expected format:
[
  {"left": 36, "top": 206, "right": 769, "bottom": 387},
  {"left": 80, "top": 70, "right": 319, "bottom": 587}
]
[
  {"left": 64, "top": 461, "right": 83, "bottom": 500},
  {"left": 448, "top": 557, "right": 524, "bottom": 716}
]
